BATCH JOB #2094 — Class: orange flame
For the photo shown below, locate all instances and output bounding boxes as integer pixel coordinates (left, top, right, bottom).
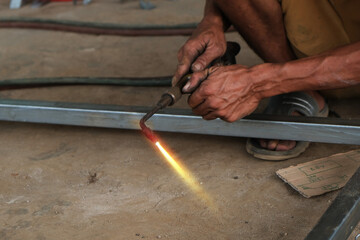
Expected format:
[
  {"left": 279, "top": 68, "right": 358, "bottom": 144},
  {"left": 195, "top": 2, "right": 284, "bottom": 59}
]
[
  {"left": 140, "top": 120, "right": 216, "bottom": 210},
  {"left": 154, "top": 141, "right": 216, "bottom": 210}
]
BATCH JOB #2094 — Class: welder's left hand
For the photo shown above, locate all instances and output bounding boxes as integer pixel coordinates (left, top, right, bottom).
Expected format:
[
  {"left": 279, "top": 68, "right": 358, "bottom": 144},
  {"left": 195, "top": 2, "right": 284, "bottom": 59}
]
[{"left": 183, "top": 65, "right": 262, "bottom": 122}]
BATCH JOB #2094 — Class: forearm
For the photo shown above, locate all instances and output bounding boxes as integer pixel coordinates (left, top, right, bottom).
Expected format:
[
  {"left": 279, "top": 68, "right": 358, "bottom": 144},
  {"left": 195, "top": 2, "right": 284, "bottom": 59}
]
[
  {"left": 202, "top": 0, "right": 230, "bottom": 31},
  {"left": 252, "top": 42, "right": 360, "bottom": 98}
]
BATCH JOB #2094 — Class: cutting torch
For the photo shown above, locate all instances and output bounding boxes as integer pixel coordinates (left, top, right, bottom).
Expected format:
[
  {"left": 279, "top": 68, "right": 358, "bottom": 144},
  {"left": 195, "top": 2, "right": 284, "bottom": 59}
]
[{"left": 140, "top": 42, "right": 241, "bottom": 141}]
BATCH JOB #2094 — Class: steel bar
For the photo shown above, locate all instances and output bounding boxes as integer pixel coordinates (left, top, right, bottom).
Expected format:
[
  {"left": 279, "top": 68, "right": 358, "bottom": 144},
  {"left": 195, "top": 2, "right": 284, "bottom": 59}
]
[
  {"left": 305, "top": 167, "right": 360, "bottom": 240},
  {"left": 0, "top": 99, "right": 359, "bottom": 144}
]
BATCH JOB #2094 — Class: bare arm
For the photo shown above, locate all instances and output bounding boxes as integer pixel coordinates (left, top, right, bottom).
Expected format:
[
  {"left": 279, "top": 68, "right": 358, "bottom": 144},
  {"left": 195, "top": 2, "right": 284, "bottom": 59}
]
[
  {"left": 185, "top": 41, "right": 360, "bottom": 122},
  {"left": 254, "top": 41, "right": 360, "bottom": 97},
  {"left": 173, "top": 0, "right": 295, "bottom": 86},
  {"left": 202, "top": 0, "right": 230, "bottom": 30}
]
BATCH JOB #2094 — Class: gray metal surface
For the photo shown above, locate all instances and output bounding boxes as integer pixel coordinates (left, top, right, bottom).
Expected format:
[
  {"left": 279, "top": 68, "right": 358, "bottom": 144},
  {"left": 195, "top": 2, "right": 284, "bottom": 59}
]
[
  {"left": 0, "top": 99, "right": 359, "bottom": 144},
  {"left": 9, "top": 0, "right": 22, "bottom": 9},
  {"left": 305, "top": 167, "right": 360, "bottom": 240}
]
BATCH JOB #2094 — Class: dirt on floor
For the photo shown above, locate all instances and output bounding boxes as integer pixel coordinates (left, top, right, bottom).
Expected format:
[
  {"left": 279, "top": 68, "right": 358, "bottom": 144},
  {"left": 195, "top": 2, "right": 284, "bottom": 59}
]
[{"left": 0, "top": 1, "right": 359, "bottom": 240}]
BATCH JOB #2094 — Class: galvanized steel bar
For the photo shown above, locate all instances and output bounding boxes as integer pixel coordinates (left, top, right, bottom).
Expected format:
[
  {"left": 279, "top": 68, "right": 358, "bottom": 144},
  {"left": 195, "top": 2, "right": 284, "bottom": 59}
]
[
  {"left": 305, "top": 167, "right": 360, "bottom": 240},
  {"left": 0, "top": 99, "right": 359, "bottom": 144}
]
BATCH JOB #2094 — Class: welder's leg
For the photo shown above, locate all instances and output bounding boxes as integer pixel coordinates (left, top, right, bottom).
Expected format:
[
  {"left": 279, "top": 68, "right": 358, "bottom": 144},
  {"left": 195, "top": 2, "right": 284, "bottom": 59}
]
[{"left": 214, "top": 0, "right": 295, "bottom": 63}]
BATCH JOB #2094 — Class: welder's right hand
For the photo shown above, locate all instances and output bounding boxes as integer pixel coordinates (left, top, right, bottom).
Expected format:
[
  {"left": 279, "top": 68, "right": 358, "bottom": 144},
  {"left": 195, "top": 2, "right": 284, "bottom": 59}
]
[{"left": 172, "top": 19, "right": 227, "bottom": 86}]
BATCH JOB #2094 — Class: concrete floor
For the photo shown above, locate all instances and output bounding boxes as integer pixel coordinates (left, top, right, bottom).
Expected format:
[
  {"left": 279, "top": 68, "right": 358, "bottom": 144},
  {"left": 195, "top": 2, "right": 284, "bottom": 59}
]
[{"left": 0, "top": 1, "right": 359, "bottom": 239}]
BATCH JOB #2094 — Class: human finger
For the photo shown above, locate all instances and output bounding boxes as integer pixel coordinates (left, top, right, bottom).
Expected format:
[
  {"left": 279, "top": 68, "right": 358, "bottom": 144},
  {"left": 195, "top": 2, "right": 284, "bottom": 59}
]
[
  {"left": 202, "top": 113, "right": 217, "bottom": 120},
  {"left": 183, "top": 66, "right": 219, "bottom": 93},
  {"left": 187, "top": 88, "right": 206, "bottom": 109},
  {"left": 182, "top": 69, "right": 209, "bottom": 93},
  {"left": 192, "top": 97, "right": 225, "bottom": 116},
  {"left": 191, "top": 46, "right": 225, "bottom": 72},
  {"left": 172, "top": 42, "right": 203, "bottom": 86},
  {"left": 201, "top": 103, "right": 232, "bottom": 121}
]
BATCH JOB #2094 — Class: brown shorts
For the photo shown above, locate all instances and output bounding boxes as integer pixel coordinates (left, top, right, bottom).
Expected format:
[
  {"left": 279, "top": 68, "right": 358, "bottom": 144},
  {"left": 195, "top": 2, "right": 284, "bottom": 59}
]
[{"left": 281, "top": 0, "right": 360, "bottom": 98}]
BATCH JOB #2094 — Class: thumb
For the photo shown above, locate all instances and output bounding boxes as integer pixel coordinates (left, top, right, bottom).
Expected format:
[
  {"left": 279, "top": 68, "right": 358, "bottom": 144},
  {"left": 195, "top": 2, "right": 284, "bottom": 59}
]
[
  {"left": 183, "top": 67, "right": 218, "bottom": 93},
  {"left": 191, "top": 48, "right": 224, "bottom": 72}
]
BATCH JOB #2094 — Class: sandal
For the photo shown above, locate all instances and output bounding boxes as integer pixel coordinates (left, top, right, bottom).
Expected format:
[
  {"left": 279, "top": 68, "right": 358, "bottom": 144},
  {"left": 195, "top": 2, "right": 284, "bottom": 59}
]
[{"left": 246, "top": 92, "right": 329, "bottom": 161}]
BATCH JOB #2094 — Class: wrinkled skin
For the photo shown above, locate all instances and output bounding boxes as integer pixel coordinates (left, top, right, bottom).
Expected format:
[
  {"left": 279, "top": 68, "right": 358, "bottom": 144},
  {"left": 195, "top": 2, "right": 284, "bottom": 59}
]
[
  {"left": 173, "top": 0, "right": 300, "bottom": 152},
  {"left": 173, "top": 0, "right": 360, "bottom": 153},
  {"left": 172, "top": 19, "right": 227, "bottom": 86},
  {"left": 184, "top": 65, "right": 261, "bottom": 122}
]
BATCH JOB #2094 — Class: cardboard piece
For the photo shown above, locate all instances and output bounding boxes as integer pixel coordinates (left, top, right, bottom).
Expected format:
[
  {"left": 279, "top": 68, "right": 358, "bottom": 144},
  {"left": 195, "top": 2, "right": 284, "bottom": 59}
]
[{"left": 276, "top": 149, "right": 360, "bottom": 198}]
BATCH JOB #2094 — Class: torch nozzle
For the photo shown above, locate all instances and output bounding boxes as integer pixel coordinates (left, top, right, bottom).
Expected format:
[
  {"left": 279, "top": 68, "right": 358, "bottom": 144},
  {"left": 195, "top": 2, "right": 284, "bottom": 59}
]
[
  {"left": 139, "top": 119, "right": 158, "bottom": 143},
  {"left": 140, "top": 94, "right": 173, "bottom": 142},
  {"left": 139, "top": 105, "right": 160, "bottom": 143}
]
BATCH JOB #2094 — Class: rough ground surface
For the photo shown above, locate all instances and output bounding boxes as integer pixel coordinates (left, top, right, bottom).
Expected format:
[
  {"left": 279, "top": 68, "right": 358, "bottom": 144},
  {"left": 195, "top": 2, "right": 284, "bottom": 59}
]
[{"left": 0, "top": 1, "right": 359, "bottom": 239}]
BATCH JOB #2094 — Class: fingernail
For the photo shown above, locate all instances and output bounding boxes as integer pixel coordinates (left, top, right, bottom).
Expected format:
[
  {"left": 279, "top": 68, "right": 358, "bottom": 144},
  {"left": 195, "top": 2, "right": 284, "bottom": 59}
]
[
  {"left": 192, "top": 63, "right": 201, "bottom": 71},
  {"left": 183, "top": 82, "right": 190, "bottom": 92},
  {"left": 171, "top": 76, "right": 177, "bottom": 86}
]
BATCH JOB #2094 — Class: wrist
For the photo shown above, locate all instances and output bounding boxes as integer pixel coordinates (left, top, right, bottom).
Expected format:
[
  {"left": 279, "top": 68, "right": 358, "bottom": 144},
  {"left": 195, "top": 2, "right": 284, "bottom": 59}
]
[
  {"left": 250, "top": 60, "right": 319, "bottom": 98},
  {"left": 249, "top": 63, "right": 284, "bottom": 99},
  {"left": 202, "top": 0, "right": 230, "bottom": 31},
  {"left": 199, "top": 17, "right": 226, "bottom": 32}
]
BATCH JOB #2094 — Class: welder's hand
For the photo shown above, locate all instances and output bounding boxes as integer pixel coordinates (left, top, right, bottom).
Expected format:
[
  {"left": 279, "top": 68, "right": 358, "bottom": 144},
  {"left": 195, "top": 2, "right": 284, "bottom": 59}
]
[
  {"left": 185, "top": 65, "right": 262, "bottom": 122},
  {"left": 172, "top": 20, "right": 226, "bottom": 86}
]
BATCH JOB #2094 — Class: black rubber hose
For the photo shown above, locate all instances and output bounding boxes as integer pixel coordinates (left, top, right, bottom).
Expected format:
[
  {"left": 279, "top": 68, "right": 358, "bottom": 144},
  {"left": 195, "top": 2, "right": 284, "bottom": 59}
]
[
  {"left": 0, "top": 76, "right": 172, "bottom": 89},
  {"left": 0, "top": 18, "right": 198, "bottom": 36},
  {"left": 0, "top": 18, "right": 235, "bottom": 36}
]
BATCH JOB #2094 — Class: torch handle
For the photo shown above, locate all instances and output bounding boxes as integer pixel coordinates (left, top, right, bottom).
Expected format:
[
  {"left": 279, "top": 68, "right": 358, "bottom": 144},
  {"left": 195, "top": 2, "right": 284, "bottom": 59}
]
[{"left": 163, "top": 41, "right": 241, "bottom": 106}]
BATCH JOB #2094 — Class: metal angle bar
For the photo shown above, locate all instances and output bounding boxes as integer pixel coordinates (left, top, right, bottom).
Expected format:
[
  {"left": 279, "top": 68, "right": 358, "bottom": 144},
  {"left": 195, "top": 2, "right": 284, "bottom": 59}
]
[
  {"left": 0, "top": 99, "right": 359, "bottom": 145},
  {"left": 305, "top": 167, "right": 360, "bottom": 240}
]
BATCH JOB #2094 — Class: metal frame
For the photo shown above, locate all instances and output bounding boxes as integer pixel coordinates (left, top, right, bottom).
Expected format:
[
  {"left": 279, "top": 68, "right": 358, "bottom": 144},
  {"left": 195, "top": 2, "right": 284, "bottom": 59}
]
[
  {"left": 305, "top": 167, "right": 360, "bottom": 240},
  {"left": 0, "top": 99, "right": 359, "bottom": 144},
  {"left": 0, "top": 98, "right": 359, "bottom": 240}
]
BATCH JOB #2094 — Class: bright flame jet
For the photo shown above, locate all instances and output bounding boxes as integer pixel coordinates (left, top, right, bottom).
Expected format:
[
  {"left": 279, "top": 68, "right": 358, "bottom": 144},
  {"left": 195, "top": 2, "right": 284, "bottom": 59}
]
[
  {"left": 154, "top": 141, "right": 215, "bottom": 210},
  {"left": 140, "top": 121, "right": 216, "bottom": 210}
]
